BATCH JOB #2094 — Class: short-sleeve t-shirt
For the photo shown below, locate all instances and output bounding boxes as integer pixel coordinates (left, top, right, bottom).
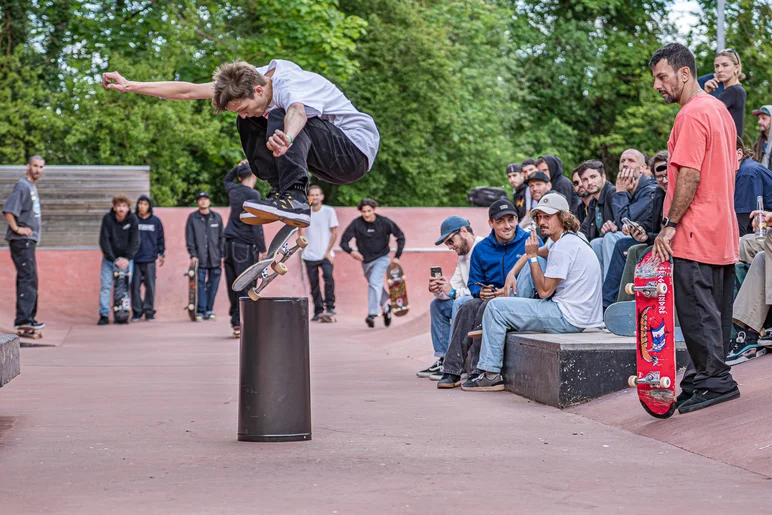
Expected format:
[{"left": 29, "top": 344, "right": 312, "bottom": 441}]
[
  {"left": 256, "top": 60, "right": 380, "bottom": 170},
  {"left": 3, "top": 177, "right": 41, "bottom": 243},
  {"left": 665, "top": 93, "right": 739, "bottom": 265},
  {"left": 718, "top": 84, "right": 746, "bottom": 139},
  {"left": 302, "top": 205, "right": 339, "bottom": 262},
  {"left": 544, "top": 233, "right": 603, "bottom": 329},
  {"left": 734, "top": 158, "right": 772, "bottom": 215}
]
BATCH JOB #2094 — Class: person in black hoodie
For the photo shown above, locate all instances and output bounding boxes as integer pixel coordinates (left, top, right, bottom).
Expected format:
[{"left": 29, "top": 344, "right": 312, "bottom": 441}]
[
  {"left": 186, "top": 192, "right": 225, "bottom": 320},
  {"left": 537, "top": 155, "right": 579, "bottom": 213},
  {"left": 340, "top": 198, "right": 405, "bottom": 328},
  {"left": 224, "top": 160, "right": 267, "bottom": 334},
  {"left": 576, "top": 160, "right": 616, "bottom": 241},
  {"left": 98, "top": 196, "right": 140, "bottom": 325},
  {"left": 131, "top": 195, "right": 165, "bottom": 322},
  {"left": 507, "top": 163, "right": 528, "bottom": 219}
]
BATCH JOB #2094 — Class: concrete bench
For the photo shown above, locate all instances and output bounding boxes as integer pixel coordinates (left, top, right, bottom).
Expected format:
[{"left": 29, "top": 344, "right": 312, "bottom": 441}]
[
  {"left": 0, "top": 334, "right": 21, "bottom": 387},
  {"left": 501, "top": 330, "right": 689, "bottom": 408}
]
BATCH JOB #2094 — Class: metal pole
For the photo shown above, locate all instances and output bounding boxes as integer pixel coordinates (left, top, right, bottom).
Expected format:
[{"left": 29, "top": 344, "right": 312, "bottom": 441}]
[{"left": 717, "top": 0, "right": 726, "bottom": 51}]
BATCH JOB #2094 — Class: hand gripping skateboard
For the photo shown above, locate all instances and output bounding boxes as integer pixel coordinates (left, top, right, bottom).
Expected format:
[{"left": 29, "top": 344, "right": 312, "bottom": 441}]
[
  {"left": 625, "top": 250, "right": 677, "bottom": 419},
  {"left": 185, "top": 258, "right": 199, "bottom": 321},
  {"left": 386, "top": 262, "right": 409, "bottom": 317},
  {"left": 231, "top": 224, "right": 308, "bottom": 301},
  {"left": 113, "top": 268, "right": 132, "bottom": 324}
]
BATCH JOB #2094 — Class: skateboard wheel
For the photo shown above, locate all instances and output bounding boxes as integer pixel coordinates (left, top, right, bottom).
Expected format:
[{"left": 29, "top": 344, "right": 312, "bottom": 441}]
[
  {"left": 628, "top": 375, "right": 637, "bottom": 388},
  {"left": 188, "top": 270, "right": 194, "bottom": 277},
  {"left": 660, "top": 377, "right": 671, "bottom": 389},
  {"left": 624, "top": 283, "right": 635, "bottom": 295},
  {"left": 113, "top": 306, "right": 118, "bottom": 312},
  {"left": 247, "top": 289, "right": 260, "bottom": 302},
  {"left": 296, "top": 236, "right": 308, "bottom": 249},
  {"left": 113, "top": 271, "right": 119, "bottom": 278},
  {"left": 271, "top": 262, "right": 288, "bottom": 275},
  {"left": 188, "top": 303, "right": 195, "bottom": 310},
  {"left": 656, "top": 283, "right": 668, "bottom": 295}
]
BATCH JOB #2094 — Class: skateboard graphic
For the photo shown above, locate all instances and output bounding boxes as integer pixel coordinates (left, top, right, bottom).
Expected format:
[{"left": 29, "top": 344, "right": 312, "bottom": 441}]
[
  {"left": 386, "top": 262, "right": 409, "bottom": 317},
  {"left": 113, "top": 269, "right": 132, "bottom": 324},
  {"left": 605, "top": 301, "right": 685, "bottom": 341},
  {"left": 16, "top": 325, "right": 43, "bottom": 340},
  {"left": 185, "top": 258, "right": 199, "bottom": 322},
  {"left": 231, "top": 224, "right": 307, "bottom": 301},
  {"left": 625, "top": 251, "right": 677, "bottom": 419}
]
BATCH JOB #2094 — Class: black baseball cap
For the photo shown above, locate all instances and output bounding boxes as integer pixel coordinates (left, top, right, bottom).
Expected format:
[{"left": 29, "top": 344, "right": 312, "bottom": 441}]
[
  {"left": 196, "top": 192, "right": 210, "bottom": 199},
  {"left": 506, "top": 163, "right": 522, "bottom": 175},
  {"left": 526, "top": 171, "right": 551, "bottom": 184},
  {"left": 488, "top": 199, "right": 518, "bottom": 220}
]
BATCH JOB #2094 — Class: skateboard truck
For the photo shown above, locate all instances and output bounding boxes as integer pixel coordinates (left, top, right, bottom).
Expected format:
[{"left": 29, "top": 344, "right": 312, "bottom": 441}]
[
  {"left": 624, "top": 282, "right": 667, "bottom": 297},
  {"left": 246, "top": 236, "right": 308, "bottom": 302},
  {"left": 628, "top": 372, "right": 671, "bottom": 389}
]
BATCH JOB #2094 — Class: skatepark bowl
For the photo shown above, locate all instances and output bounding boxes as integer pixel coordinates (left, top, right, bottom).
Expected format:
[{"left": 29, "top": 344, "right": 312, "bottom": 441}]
[{"left": 2, "top": 206, "right": 772, "bottom": 513}]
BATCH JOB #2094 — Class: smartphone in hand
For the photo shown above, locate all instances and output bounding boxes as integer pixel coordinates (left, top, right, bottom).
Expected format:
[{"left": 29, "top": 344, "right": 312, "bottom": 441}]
[{"left": 430, "top": 266, "right": 443, "bottom": 279}]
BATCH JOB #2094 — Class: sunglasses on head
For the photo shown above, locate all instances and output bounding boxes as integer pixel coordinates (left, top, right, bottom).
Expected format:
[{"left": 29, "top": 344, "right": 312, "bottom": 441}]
[{"left": 655, "top": 163, "right": 668, "bottom": 173}]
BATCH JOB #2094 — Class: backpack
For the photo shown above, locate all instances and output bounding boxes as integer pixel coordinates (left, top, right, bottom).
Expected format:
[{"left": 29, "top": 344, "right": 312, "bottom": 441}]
[{"left": 467, "top": 186, "right": 509, "bottom": 207}]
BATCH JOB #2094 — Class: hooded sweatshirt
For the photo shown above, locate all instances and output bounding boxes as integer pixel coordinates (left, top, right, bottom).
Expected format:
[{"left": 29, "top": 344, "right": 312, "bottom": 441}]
[
  {"left": 541, "top": 155, "right": 579, "bottom": 213},
  {"left": 134, "top": 195, "right": 166, "bottom": 264},
  {"left": 467, "top": 226, "right": 542, "bottom": 298},
  {"left": 99, "top": 208, "right": 140, "bottom": 262}
]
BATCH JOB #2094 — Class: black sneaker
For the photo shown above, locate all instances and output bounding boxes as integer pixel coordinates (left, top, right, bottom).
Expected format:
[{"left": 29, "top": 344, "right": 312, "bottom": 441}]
[
  {"left": 145, "top": 315, "right": 156, "bottom": 322},
  {"left": 416, "top": 358, "right": 443, "bottom": 378},
  {"left": 461, "top": 372, "right": 505, "bottom": 392},
  {"left": 437, "top": 373, "right": 461, "bottom": 389},
  {"left": 131, "top": 315, "right": 142, "bottom": 322},
  {"left": 675, "top": 390, "right": 692, "bottom": 409},
  {"left": 30, "top": 320, "right": 45, "bottom": 330},
  {"left": 726, "top": 331, "right": 766, "bottom": 366},
  {"left": 325, "top": 308, "right": 337, "bottom": 317},
  {"left": 365, "top": 315, "right": 375, "bottom": 328},
  {"left": 98, "top": 315, "right": 109, "bottom": 326},
  {"left": 242, "top": 190, "right": 311, "bottom": 227},
  {"left": 461, "top": 371, "right": 483, "bottom": 389},
  {"left": 311, "top": 313, "right": 321, "bottom": 322},
  {"left": 678, "top": 387, "right": 741, "bottom": 414},
  {"left": 383, "top": 304, "right": 392, "bottom": 327}
]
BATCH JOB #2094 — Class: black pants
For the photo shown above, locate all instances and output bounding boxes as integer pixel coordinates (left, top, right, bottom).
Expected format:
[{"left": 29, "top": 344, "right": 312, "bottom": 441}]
[
  {"left": 673, "top": 258, "right": 738, "bottom": 394},
  {"left": 442, "top": 298, "right": 489, "bottom": 376},
  {"left": 10, "top": 239, "right": 38, "bottom": 326},
  {"left": 304, "top": 258, "right": 335, "bottom": 315},
  {"left": 224, "top": 239, "right": 258, "bottom": 327},
  {"left": 236, "top": 108, "right": 368, "bottom": 193},
  {"left": 131, "top": 262, "right": 157, "bottom": 318}
]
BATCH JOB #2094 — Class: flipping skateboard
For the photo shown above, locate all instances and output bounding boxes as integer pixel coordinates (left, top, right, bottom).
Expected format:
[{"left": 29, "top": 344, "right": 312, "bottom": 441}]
[
  {"left": 232, "top": 224, "right": 308, "bottom": 301},
  {"left": 625, "top": 251, "right": 677, "bottom": 419},
  {"left": 386, "top": 262, "right": 409, "bottom": 316},
  {"left": 16, "top": 324, "right": 43, "bottom": 340},
  {"left": 185, "top": 258, "right": 199, "bottom": 321},
  {"left": 113, "top": 269, "right": 132, "bottom": 324},
  {"left": 605, "top": 301, "right": 685, "bottom": 341}
]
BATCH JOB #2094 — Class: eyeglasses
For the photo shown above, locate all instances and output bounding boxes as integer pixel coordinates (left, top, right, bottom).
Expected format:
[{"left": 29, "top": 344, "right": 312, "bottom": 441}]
[{"left": 444, "top": 230, "right": 460, "bottom": 248}]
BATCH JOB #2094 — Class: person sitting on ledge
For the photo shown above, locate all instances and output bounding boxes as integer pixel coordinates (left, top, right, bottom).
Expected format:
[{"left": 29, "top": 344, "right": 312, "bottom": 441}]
[{"left": 463, "top": 193, "right": 603, "bottom": 392}]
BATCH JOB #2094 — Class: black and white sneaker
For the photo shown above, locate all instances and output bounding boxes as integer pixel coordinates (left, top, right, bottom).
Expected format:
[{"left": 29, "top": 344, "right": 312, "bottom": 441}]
[
  {"left": 726, "top": 331, "right": 767, "bottom": 366},
  {"left": 461, "top": 372, "right": 505, "bottom": 392},
  {"left": 30, "top": 320, "right": 45, "bottom": 330},
  {"left": 243, "top": 190, "right": 311, "bottom": 227},
  {"left": 383, "top": 304, "right": 392, "bottom": 327},
  {"left": 365, "top": 315, "right": 375, "bottom": 328},
  {"left": 416, "top": 358, "right": 443, "bottom": 378}
]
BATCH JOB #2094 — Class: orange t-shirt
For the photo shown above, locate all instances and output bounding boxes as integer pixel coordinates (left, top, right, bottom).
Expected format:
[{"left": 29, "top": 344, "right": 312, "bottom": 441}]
[{"left": 665, "top": 93, "right": 739, "bottom": 265}]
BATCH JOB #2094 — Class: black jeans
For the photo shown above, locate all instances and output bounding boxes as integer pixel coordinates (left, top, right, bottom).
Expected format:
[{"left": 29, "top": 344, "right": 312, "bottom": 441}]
[
  {"left": 10, "top": 239, "right": 38, "bottom": 326},
  {"left": 236, "top": 108, "right": 368, "bottom": 193},
  {"left": 673, "top": 258, "right": 738, "bottom": 394},
  {"left": 131, "top": 262, "right": 157, "bottom": 318},
  {"left": 442, "top": 298, "right": 489, "bottom": 376},
  {"left": 224, "top": 239, "right": 258, "bottom": 327},
  {"left": 304, "top": 258, "right": 335, "bottom": 315}
]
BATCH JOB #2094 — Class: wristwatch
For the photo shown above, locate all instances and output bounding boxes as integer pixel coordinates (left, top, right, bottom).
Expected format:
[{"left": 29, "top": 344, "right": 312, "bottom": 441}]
[{"left": 663, "top": 217, "right": 678, "bottom": 229}]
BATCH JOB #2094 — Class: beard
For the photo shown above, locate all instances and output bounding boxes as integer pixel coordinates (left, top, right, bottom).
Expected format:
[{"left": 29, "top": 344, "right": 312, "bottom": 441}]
[{"left": 456, "top": 238, "right": 470, "bottom": 256}]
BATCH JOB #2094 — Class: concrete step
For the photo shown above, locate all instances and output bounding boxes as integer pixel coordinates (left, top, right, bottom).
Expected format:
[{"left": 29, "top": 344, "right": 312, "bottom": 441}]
[{"left": 0, "top": 334, "right": 20, "bottom": 387}]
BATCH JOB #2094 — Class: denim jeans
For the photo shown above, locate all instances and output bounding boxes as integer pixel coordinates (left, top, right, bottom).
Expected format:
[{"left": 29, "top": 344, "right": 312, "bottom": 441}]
[
  {"left": 197, "top": 267, "right": 222, "bottom": 315},
  {"left": 601, "top": 236, "right": 640, "bottom": 309},
  {"left": 362, "top": 255, "right": 390, "bottom": 316},
  {"left": 590, "top": 231, "right": 625, "bottom": 280},
  {"left": 430, "top": 295, "right": 473, "bottom": 357},
  {"left": 131, "top": 262, "right": 156, "bottom": 318},
  {"left": 99, "top": 257, "right": 134, "bottom": 317},
  {"left": 478, "top": 297, "right": 581, "bottom": 373}
]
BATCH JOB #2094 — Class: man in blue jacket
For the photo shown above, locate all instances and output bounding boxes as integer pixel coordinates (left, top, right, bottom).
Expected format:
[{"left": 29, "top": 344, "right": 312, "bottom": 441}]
[
  {"left": 132, "top": 195, "right": 165, "bottom": 322},
  {"left": 436, "top": 199, "right": 542, "bottom": 388}
]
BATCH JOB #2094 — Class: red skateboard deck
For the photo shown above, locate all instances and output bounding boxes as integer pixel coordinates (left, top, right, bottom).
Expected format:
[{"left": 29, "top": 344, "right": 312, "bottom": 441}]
[{"left": 625, "top": 251, "right": 677, "bottom": 419}]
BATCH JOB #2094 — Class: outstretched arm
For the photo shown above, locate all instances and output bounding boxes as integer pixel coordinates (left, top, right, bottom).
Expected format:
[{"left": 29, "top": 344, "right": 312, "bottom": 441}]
[{"left": 102, "top": 71, "right": 214, "bottom": 101}]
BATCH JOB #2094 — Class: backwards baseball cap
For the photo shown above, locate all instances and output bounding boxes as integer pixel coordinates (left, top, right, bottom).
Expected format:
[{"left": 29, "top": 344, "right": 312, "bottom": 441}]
[
  {"left": 526, "top": 171, "right": 551, "bottom": 184},
  {"left": 435, "top": 216, "right": 471, "bottom": 246},
  {"left": 752, "top": 105, "right": 772, "bottom": 117},
  {"left": 506, "top": 163, "right": 522, "bottom": 175},
  {"left": 488, "top": 199, "right": 518, "bottom": 221},
  {"left": 532, "top": 192, "right": 569, "bottom": 215},
  {"left": 196, "top": 192, "right": 210, "bottom": 199}
]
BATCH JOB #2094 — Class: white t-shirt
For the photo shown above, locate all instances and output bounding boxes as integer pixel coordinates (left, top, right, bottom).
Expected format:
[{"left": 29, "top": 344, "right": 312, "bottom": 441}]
[
  {"left": 256, "top": 60, "right": 380, "bottom": 170},
  {"left": 302, "top": 205, "right": 339, "bottom": 261},
  {"left": 544, "top": 233, "right": 603, "bottom": 329}
]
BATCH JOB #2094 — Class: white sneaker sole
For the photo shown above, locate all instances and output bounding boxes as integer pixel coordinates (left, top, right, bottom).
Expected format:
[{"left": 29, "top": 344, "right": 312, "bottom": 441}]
[{"left": 242, "top": 201, "right": 310, "bottom": 227}]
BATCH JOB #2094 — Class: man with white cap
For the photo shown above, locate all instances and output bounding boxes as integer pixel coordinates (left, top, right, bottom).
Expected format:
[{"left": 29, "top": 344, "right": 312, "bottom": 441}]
[
  {"left": 752, "top": 105, "right": 772, "bottom": 168},
  {"left": 463, "top": 192, "right": 603, "bottom": 392}
]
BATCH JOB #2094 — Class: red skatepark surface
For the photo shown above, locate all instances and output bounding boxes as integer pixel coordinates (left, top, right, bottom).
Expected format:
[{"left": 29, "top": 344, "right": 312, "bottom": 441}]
[{"left": 2, "top": 207, "right": 772, "bottom": 512}]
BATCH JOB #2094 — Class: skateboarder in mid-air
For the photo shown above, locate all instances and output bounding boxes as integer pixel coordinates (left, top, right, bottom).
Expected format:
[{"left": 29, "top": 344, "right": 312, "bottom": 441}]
[{"left": 102, "top": 60, "right": 380, "bottom": 227}]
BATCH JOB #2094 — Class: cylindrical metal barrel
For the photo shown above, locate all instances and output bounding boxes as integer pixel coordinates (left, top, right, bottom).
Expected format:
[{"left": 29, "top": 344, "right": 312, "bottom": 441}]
[{"left": 238, "top": 297, "right": 311, "bottom": 442}]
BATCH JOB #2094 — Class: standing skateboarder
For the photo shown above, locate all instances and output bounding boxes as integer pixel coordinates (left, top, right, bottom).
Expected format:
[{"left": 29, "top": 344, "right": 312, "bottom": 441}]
[
  {"left": 132, "top": 195, "right": 165, "bottom": 322},
  {"left": 186, "top": 192, "right": 225, "bottom": 321},
  {"left": 299, "top": 185, "right": 339, "bottom": 321},
  {"left": 649, "top": 43, "right": 740, "bottom": 413},
  {"left": 3, "top": 155, "right": 45, "bottom": 332},
  {"left": 98, "top": 196, "right": 140, "bottom": 325},
  {"left": 102, "top": 60, "right": 380, "bottom": 227}
]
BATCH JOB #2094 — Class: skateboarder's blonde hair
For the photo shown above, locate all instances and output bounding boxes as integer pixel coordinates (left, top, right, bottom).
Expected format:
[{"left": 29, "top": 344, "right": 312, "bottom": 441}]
[{"left": 211, "top": 61, "right": 267, "bottom": 114}]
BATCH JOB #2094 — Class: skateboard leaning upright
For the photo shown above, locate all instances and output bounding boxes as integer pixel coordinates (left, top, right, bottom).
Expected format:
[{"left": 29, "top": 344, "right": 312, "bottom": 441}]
[
  {"left": 185, "top": 258, "right": 199, "bottom": 321},
  {"left": 625, "top": 250, "right": 677, "bottom": 419},
  {"left": 386, "top": 262, "right": 409, "bottom": 317},
  {"left": 112, "top": 269, "right": 132, "bottom": 324}
]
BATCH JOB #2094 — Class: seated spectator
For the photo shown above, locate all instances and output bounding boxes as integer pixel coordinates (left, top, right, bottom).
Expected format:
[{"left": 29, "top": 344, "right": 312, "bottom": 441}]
[
  {"left": 417, "top": 217, "right": 482, "bottom": 378},
  {"left": 650, "top": 150, "right": 669, "bottom": 191},
  {"left": 577, "top": 160, "right": 615, "bottom": 242},
  {"left": 537, "top": 155, "right": 579, "bottom": 213},
  {"left": 463, "top": 193, "right": 603, "bottom": 391},
  {"left": 729, "top": 210, "right": 772, "bottom": 365},
  {"left": 436, "top": 199, "right": 542, "bottom": 388},
  {"left": 525, "top": 171, "right": 552, "bottom": 212},
  {"left": 734, "top": 137, "right": 772, "bottom": 237},
  {"left": 571, "top": 167, "right": 591, "bottom": 225},
  {"left": 752, "top": 105, "right": 772, "bottom": 168},
  {"left": 507, "top": 163, "right": 528, "bottom": 220}
]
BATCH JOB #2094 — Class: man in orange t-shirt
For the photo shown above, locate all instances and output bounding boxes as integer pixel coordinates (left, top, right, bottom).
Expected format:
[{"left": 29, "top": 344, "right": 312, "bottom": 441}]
[{"left": 649, "top": 43, "right": 740, "bottom": 415}]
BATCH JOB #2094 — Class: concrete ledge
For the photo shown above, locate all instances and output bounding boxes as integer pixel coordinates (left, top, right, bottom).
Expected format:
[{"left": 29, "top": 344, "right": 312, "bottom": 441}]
[
  {"left": 0, "top": 334, "right": 21, "bottom": 387},
  {"left": 502, "top": 330, "right": 689, "bottom": 408}
]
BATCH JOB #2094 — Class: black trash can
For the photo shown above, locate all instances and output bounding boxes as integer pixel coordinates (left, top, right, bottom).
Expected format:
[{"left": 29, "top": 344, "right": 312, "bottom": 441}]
[{"left": 238, "top": 297, "right": 311, "bottom": 442}]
